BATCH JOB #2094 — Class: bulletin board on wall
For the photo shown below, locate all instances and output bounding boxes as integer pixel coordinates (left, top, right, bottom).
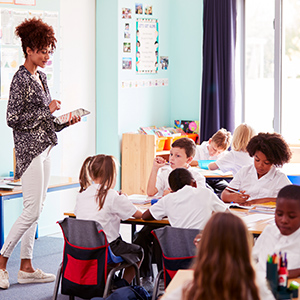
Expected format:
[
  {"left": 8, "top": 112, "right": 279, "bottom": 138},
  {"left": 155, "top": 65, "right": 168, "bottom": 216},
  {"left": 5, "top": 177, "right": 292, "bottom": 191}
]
[{"left": 0, "top": 7, "right": 59, "bottom": 99}]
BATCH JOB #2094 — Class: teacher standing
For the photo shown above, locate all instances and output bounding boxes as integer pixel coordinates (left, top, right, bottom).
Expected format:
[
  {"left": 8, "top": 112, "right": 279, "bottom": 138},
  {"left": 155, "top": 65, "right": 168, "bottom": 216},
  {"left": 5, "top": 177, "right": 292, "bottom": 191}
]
[{"left": 0, "top": 18, "right": 80, "bottom": 289}]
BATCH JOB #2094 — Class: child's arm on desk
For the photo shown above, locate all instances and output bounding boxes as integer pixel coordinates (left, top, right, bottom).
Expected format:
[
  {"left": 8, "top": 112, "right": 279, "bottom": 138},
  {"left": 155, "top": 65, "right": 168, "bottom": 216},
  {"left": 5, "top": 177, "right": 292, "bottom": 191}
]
[
  {"left": 221, "top": 187, "right": 250, "bottom": 204},
  {"left": 142, "top": 209, "right": 155, "bottom": 220},
  {"left": 147, "top": 157, "right": 167, "bottom": 196},
  {"left": 208, "top": 161, "right": 219, "bottom": 170},
  {"left": 133, "top": 209, "right": 143, "bottom": 219}
]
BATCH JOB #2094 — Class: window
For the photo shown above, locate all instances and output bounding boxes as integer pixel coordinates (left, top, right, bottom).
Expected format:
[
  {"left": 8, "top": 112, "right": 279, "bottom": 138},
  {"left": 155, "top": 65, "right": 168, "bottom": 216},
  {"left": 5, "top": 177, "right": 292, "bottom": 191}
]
[{"left": 236, "top": 0, "right": 300, "bottom": 144}]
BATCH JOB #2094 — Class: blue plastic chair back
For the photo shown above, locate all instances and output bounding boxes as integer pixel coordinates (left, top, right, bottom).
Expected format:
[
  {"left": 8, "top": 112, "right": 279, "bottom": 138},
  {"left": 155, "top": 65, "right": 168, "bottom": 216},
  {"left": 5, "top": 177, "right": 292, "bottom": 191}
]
[{"left": 107, "top": 246, "right": 124, "bottom": 264}]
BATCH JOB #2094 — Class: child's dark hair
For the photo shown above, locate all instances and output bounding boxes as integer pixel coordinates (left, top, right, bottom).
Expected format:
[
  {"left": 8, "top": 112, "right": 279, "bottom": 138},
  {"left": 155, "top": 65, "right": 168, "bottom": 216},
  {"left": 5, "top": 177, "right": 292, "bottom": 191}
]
[
  {"left": 79, "top": 154, "right": 116, "bottom": 210},
  {"left": 278, "top": 184, "right": 300, "bottom": 202},
  {"left": 15, "top": 18, "right": 57, "bottom": 58},
  {"left": 246, "top": 132, "right": 291, "bottom": 167},
  {"left": 168, "top": 168, "right": 195, "bottom": 192},
  {"left": 171, "top": 137, "right": 196, "bottom": 158}
]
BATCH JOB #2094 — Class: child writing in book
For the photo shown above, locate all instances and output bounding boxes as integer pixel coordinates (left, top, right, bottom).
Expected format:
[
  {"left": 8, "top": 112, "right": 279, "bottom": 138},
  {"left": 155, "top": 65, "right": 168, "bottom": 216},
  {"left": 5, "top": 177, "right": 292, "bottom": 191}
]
[
  {"left": 142, "top": 168, "right": 226, "bottom": 228},
  {"left": 221, "top": 132, "right": 291, "bottom": 205},
  {"left": 74, "top": 155, "right": 144, "bottom": 284},
  {"left": 147, "top": 137, "right": 206, "bottom": 197},
  {"left": 208, "top": 123, "right": 255, "bottom": 175},
  {"left": 191, "top": 128, "right": 231, "bottom": 164},
  {"left": 253, "top": 184, "right": 300, "bottom": 279},
  {"left": 163, "top": 212, "right": 275, "bottom": 300}
]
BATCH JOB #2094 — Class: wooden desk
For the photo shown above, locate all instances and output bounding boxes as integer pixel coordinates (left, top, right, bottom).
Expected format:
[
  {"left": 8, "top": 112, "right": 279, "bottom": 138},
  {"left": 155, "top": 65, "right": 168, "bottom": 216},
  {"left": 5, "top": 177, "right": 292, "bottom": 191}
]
[
  {"left": 162, "top": 269, "right": 300, "bottom": 300},
  {"left": 0, "top": 176, "right": 79, "bottom": 247},
  {"left": 64, "top": 206, "right": 274, "bottom": 241}
]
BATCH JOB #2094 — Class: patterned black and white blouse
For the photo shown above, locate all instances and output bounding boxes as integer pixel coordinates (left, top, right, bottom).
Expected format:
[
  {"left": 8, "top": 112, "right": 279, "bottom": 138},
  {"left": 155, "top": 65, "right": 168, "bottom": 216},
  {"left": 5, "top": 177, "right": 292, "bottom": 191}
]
[{"left": 7, "top": 65, "right": 67, "bottom": 179}]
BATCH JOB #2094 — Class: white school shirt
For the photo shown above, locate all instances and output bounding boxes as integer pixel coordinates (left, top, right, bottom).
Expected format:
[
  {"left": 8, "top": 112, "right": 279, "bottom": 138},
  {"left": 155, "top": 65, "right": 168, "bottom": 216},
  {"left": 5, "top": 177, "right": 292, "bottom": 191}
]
[
  {"left": 74, "top": 184, "right": 137, "bottom": 243},
  {"left": 253, "top": 224, "right": 300, "bottom": 274},
  {"left": 149, "top": 185, "right": 227, "bottom": 229},
  {"left": 216, "top": 150, "right": 253, "bottom": 175},
  {"left": 229, "top": 164, "right": 291, "bottom": 200},
  {"left": 155, "top": 165, "right": 206, "bottom": 197},
  {"left": 194, "top": 141, "right": 227, "bottom": 161},
  {"left": 162, "top": 271, "right": 275, "bottom": 300}
]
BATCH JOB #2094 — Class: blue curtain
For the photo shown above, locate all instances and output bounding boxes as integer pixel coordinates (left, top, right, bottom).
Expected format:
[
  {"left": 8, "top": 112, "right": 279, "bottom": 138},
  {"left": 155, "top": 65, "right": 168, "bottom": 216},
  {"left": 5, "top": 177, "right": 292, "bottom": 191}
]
[{"left": 200, "top": 0, "right": 237, "bottom": 142}]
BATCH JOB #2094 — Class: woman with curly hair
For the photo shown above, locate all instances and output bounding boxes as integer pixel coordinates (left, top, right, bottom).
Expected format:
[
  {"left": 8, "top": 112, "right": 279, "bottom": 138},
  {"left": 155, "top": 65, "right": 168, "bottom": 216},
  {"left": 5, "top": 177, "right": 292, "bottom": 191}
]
[
  {"left": 0, "top": 18, "right": 80, "bottom": 289},
  {"left": 221, "top": 132, "right": 291, "bottom": 205},
  {"left": 163, "top": 212, "right": 275, "bottom": 300}
]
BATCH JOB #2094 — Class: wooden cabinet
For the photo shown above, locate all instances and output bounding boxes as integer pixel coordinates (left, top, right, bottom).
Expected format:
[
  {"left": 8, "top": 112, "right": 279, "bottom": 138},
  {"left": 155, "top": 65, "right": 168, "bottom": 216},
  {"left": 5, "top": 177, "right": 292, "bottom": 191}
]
[{"left": 121, "top": 133, "right": 169, "bottom": 195}]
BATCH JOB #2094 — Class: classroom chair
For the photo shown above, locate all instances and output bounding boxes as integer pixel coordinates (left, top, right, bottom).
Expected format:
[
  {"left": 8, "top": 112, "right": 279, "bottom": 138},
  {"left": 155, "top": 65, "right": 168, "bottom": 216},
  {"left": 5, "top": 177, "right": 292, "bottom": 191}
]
[
  {"left": 151, "top": 226, "right": 199, "bottom": 300},
  {"left": 52, "top": 218, "right": 141, "bottom": 300}
]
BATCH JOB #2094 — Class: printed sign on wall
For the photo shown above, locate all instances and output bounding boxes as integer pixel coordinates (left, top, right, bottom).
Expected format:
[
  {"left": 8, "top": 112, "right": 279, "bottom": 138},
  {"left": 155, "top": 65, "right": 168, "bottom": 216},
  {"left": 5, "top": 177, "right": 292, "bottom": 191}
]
[{"left": 136, "top": 18, "right": 158, "bottom": 73}]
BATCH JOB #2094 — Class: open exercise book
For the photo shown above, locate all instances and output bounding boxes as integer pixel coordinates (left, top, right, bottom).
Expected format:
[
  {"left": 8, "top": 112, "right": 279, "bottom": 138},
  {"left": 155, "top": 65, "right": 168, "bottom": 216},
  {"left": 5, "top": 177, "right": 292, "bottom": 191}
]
[
  {"left": 54, "top": 108, "right": 90, "bottom": 125},
  {"left": 128, "top": 194, "right": 153, "bottom": 204}
]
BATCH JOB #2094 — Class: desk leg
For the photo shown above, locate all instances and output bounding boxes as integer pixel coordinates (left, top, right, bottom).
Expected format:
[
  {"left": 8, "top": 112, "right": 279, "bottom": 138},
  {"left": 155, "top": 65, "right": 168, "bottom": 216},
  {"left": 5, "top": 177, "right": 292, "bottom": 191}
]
[
  {"left": 0, "top": 196, "right": 4, "bottom": 248},
  {"left": 131, "top": 224, "right": 136, "bottom": 243}
]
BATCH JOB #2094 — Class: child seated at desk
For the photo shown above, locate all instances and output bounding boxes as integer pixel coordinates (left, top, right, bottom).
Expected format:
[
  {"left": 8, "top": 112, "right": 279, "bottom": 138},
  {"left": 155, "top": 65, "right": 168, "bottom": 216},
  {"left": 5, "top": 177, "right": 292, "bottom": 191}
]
[
  {"left": 74, "top": 154, "right": 144, "bottom": 285},
  {"left": 163, "top": 212, "right": 275, "bottom": 300},
  {"left": 191, "top": 128, "right": 231, "bottom": 163},
  {"left": 253, "top": 184, "right": 300, "bottom": 278},
  {"left": 142, "top": 168, "right": 226, "bottom": 229},
  {"left": 190, "top": 128, "right": 232, "bottom": 197},
  {"left": 208, "top": 123, "right": 255, "bottom": 175},
  {"left": 221, "top": 132, "right": 291, "bottom": 205},
  {"left": 147, "top": 137, "right": 206, "bottom": 197}
]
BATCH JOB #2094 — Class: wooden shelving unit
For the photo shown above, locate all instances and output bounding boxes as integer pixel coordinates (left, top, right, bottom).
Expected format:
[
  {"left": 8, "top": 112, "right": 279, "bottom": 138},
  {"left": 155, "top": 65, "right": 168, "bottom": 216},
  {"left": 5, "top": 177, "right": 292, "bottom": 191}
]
[{"left": 121, "top": 133, "right": 169, "bottom": 195}]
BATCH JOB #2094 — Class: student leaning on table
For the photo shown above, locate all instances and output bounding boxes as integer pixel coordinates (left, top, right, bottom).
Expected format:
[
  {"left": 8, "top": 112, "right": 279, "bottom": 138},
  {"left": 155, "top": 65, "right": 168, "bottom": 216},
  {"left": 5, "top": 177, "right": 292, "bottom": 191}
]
[
  {"left": 0, "top": 18, "right": 80, "bottom": 290},
  {"left": 221, "top": 132, "right": 292, "bottom": 205},
  {"left": 162, "top": 212, "right": 275, "bottom": 300},
  {"left": 253, "top": 185, "right": 300, "bottom": 279},
  {"left": 142, "top": 168, "right": 226, "bottom": 229},
  {"left": 190, "top": 128, "right": 232, "bottom": 164},
  {"left": 147, "top": 137, "right": 206, "bottom": 197},
  {"left": 208, "top": 123, "right": 255, "bottom": 175},
  {"left": 74, "top": 155, "right": 144, "bottom": 285}
]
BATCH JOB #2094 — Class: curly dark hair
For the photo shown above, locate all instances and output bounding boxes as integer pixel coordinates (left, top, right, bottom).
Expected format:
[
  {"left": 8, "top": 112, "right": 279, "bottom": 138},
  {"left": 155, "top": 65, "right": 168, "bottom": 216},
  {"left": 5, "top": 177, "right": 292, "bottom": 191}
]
[
  {"left": 15, "top": 18, "right": 56, "bottom": 57},
  {"left": 246, "top": 132, "right": 291, "bottom": 167},
  {"left": 168, "top": 168, "right": 194, "bottom": 192}
]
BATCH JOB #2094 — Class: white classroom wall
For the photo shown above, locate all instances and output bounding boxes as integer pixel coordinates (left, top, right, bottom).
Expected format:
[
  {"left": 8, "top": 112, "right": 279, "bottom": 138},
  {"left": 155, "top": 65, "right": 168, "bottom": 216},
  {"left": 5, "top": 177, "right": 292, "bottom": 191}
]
[{"left": 38, "top": 0, "right": 96, "bottom": 236}]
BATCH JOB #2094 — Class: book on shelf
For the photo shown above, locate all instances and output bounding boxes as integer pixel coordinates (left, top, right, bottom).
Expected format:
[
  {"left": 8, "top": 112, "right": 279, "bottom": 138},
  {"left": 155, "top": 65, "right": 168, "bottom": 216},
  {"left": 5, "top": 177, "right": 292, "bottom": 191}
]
[
  {"left": 139, "top": 126, "right": 156, "bottom": 135},
  {"left": 54, "top": 108, "right": 90, "bottom": 125},
  {"left": 174, "top": 120, "right": 199, "bottom": 134}
]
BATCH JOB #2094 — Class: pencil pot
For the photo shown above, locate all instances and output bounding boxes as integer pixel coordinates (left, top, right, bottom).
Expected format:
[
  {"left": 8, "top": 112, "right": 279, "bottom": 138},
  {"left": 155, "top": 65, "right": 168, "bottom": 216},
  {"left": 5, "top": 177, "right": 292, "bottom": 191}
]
[{"left": 266, "top": 262, "right": 278, "bottom": 296}]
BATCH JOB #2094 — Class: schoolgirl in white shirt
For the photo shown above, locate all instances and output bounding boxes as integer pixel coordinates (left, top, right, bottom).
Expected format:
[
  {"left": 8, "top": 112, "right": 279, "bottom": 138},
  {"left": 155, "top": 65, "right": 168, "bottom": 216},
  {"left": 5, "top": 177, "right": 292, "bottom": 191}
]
[
  {"left": 208, "top": 123, "right": 255, "bottom": 175},
  {"left": 221, "top": 132, "right": 292, "bottom": 205},
  {"left": 142, "top": 168, "right": 227, "bottom": 229},
  {"left": 74, "top": 155, "right": 143, "bottom": 284}
]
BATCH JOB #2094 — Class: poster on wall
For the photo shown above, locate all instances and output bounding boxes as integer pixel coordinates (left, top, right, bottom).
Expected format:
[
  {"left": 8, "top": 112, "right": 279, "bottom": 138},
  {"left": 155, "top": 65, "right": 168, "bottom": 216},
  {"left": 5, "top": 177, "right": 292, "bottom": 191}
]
[{"left": 136, "top": 18, "right": 158, "bottom": 74}]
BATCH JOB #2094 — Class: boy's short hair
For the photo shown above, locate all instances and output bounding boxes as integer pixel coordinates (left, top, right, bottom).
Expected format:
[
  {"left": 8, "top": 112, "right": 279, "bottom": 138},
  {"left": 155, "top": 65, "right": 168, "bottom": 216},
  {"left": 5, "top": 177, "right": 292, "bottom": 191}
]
[
  {"left": 246, "top": 132, "right": 292, "bottom": 167},
  {"left": 278, "top": 185, "right": 300, "bottom": 205},
  {"left": 171, "top": 137, "right": 196, "bottom": 158},
  {"left": 168, "top": 168, "right": 194, "bottom": 192},
  {"left": 211, "top": 128, "right": 232, "bottom": 150}
]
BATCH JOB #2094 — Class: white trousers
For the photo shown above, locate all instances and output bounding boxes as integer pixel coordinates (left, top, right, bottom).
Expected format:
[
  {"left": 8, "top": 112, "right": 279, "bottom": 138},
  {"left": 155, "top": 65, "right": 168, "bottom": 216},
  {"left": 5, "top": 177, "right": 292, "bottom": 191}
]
[{"left": 0, "top": 146, "right": 52, "bottom": 259}]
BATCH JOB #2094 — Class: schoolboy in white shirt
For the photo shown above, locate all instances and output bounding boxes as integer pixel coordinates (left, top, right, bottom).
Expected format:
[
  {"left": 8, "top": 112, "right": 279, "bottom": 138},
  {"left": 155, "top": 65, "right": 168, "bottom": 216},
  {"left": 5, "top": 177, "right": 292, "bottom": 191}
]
[
  {"left": 253, "top": 185, "right": 300, "bottom": 279},
  {"left": 147, "top": 137, "right": 206, "bottom": 197},
  {"left": 142, "top": 168, "right": 227, "bottom": 229},
  {"left": 191, "top": 128, "right": 231, "bottom": 163}
]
